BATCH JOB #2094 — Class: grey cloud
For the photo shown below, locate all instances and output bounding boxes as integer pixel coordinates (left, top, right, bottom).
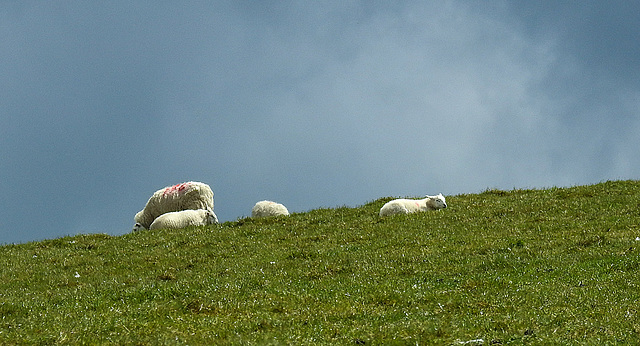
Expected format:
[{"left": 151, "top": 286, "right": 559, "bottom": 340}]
[{"left": 1, "top": 1, "right": 639, "bottom": 244}]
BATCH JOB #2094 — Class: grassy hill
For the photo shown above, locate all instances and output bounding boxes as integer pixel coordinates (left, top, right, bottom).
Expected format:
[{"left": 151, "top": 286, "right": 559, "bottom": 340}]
[{"left": 1, "top": 180, "right": 640, "bottom": 344}]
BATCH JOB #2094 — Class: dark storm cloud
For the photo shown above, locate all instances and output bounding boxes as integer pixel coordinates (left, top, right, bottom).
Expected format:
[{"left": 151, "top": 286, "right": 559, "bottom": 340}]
[{"left": 1, "top": 1, "right": 639, "bottom": 244}]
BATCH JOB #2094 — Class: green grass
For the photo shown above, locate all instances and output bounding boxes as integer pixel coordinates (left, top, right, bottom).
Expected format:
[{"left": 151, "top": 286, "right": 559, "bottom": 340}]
[{"left": 2, "top": 180, "right": 640, "bottom": 344}]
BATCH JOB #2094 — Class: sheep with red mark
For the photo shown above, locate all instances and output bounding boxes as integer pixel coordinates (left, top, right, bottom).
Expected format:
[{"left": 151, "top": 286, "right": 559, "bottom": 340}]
[
  {"left": 379, "top": 193, "right": 447, "bottom": 217},
  {"left": 132, "top": 181, "right": 214, "bottom": 231}
]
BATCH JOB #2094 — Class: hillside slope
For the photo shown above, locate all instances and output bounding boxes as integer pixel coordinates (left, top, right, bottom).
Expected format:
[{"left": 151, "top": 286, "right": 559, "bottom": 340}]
[{"left": 1, "top": 180, "right": 639, "bottom": 344}]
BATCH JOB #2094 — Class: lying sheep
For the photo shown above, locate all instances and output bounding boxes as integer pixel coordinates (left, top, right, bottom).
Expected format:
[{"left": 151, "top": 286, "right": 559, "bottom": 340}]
[
  {"left": 149, "top": 209, "right": 218, "bottom": 230},
  {"left": 379, "top": 193, "right": 447, "bottom": 217},
  {"left": 133, "top": 181, "right": 214, "bottom": 231},
  {"left": 251, "top": 200, "right": 290, "bottom": 218}
]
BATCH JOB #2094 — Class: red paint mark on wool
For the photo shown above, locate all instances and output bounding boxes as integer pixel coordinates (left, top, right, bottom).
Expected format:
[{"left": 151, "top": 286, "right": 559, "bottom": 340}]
[{"left": 163, "top": 182, "right": 191, "bottom": 196}]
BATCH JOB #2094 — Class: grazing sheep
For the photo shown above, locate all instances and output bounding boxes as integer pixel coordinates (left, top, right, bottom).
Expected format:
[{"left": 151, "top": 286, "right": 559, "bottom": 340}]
[
  {"left": 148, "top": 209, "right": 218, "bottom": 230},
  {"left": 132, "top": 223, "right": 146, "bottom": 232},
  {"left": 251, "top": 200, "right": 290, "bottom": 218},
  {"left": 132, "top": 181, "right": 214, "bottom": 231},
  {"left": 379, "top": 193, "right": 447, "bottom": 217}
]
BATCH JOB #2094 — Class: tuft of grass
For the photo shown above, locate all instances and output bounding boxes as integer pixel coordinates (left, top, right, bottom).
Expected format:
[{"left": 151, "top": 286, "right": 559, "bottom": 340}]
[{"left": 1, "top": 180, "right": 640, "bottom": 344}]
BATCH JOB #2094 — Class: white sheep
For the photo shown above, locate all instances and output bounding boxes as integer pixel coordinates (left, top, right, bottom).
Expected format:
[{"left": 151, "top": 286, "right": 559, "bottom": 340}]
[
  {"left": 251, "top": 200, "right": 290, "bottom": 218},
  {"left": 132, "top": 181, "right": 214, "bottom": 231},
  {"left": 379, "top": 193, "right": 447, "bottom": 217},
  {"left": 148, "top": 209, "right": 219, "bottom": 230},
  {"left": 132, "top": 223, "right": 146, "bottom": 232}
]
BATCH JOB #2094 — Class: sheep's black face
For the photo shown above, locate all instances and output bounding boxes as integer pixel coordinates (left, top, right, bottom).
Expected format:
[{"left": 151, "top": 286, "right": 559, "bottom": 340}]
[
  {"left": 433, "top": 195, "right": 447, "bottom": 209},
  {"left": 132, "top": 223, "right": 145, "bottom": 232},
  {"left": 206, "top": 210, "right": 219, "bottom": 224}
]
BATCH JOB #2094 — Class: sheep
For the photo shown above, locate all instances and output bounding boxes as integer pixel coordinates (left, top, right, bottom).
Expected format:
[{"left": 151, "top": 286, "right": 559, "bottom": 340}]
[
  {"left": 251, "top": 200, "right": 290, "bottom": 218},
  {"left": 132, "top": 223, "right": 145, "bottom": 232},
  {"left": 132, "top": 181, "right": 214, "bottom": 231},
  {"left": 148, "top": 209, "right": 219, "bottom": 230},
  {"left": 379, "top": 193, "right": 447, "bottom": 217}
]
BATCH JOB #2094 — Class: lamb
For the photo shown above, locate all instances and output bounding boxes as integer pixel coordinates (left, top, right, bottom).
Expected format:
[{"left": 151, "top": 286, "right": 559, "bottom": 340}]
[
  {"left": 148, "top": 209, "right": 219, "bottom": 230},
  {"left": 251, "top": 200, "right": 290, "bottom": 218},
  {"left": 132, "top": 181, "right": 214, "bottom": 231},
  {"left": 379, "top": 193, "right": 447, "bottom": 217}
]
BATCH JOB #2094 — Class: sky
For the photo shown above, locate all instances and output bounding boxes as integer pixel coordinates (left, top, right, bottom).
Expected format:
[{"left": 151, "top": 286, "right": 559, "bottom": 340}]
[{"left": 1, "top": 1, "right": 639, "bottom": 244}]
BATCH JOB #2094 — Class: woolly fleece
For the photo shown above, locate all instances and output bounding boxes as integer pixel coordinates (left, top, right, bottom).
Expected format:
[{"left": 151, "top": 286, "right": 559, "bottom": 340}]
[
  {"left": 251, "top": 200, "right": 290, "bottom": 218},
  {"left": 379, "top": 194, "right": 447, "bottom": 217},
  {"left": 133, "top": 181, "right": 214, "bottom": 229},
  {"left": 149, "top": 209, "right": 218, "bottom": 230}
]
